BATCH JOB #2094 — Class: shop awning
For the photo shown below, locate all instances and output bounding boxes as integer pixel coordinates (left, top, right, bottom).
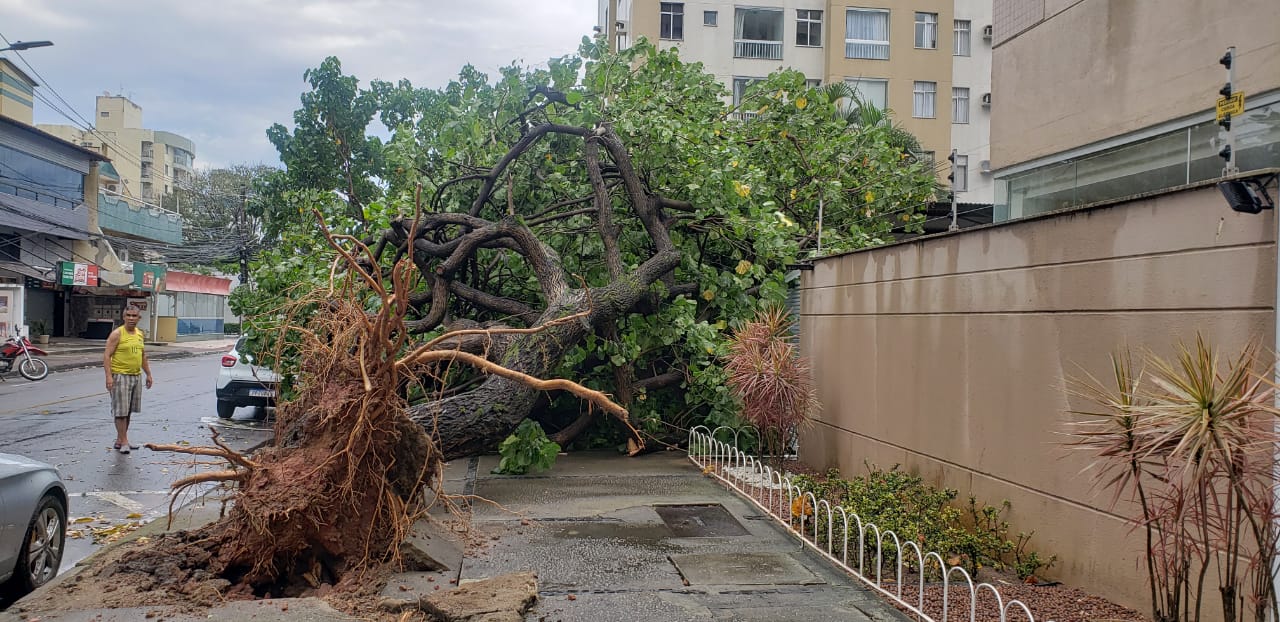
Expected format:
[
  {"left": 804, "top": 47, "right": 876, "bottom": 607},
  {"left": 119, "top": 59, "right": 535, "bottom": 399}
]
[
  {"left": 0, "top": 193, "right": 90, "bottom": 240},
  {"left": 0, "top": 260, "right": 56, "bottom": 282}
]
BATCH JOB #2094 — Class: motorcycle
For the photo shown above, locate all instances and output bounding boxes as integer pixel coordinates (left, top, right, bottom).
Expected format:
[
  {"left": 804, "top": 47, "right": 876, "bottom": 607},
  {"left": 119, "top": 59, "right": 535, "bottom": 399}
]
[{"left": 0, "top": 334, "right": 49, "bottom": 381}]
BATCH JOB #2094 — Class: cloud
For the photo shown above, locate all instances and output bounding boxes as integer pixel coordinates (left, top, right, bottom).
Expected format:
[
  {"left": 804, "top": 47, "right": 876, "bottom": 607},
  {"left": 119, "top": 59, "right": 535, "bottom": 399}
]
[{"left": 2, "top": 0, "right": 597, "bottom": 168}]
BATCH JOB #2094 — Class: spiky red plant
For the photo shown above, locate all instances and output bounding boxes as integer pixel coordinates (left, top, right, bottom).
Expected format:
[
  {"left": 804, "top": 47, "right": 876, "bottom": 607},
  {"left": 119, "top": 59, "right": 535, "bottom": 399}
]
[{"left": 723, "top": 307, "right": 819, "bottom": 460}]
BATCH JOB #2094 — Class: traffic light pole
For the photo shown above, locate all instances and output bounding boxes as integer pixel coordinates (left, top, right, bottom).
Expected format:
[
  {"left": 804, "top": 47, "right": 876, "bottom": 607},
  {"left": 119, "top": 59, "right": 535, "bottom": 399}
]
[{"left": 1220, "top": 47, "right": 1238, "bottom": 175}]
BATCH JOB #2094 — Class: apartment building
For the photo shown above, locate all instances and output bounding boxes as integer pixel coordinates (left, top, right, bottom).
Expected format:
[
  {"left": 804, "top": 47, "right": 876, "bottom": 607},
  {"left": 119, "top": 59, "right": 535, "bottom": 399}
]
[
  {"left": 40, "top": 95, "right": 195, "bottom": 207},
  {"left": 990, "top": 0, "right": 1279, "bottom": 220},
  {"left": 0, "top": 59, "right": 38, "bottom": 125},
  {"left": 601, "top": 0, "right": 996, "bottom": 204}
]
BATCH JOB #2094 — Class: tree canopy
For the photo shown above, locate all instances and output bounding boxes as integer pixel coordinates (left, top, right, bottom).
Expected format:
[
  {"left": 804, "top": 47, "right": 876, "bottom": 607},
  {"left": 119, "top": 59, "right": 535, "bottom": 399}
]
[{"left": 234, "top": 38, "right": 940, "bottom": 456}]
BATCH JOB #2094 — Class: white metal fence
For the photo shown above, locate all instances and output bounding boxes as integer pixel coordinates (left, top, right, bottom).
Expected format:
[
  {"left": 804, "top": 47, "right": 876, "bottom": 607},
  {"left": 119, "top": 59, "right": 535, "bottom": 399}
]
[{"left": 687, "top": 425, "right": 1040, "bottom": 622}]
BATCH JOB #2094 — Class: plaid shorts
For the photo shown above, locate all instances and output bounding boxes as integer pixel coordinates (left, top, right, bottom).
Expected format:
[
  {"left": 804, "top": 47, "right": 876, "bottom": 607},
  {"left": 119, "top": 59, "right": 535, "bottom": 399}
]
[{"left": 110, "top": 373, "right": 142, "bottom": 419}]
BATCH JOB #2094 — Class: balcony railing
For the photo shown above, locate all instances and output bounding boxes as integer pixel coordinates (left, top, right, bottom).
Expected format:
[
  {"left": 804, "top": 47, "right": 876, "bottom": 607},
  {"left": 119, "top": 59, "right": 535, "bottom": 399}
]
[
  {"left": 734, "top": 40, "right": 783, "bottom": 60},
  {"left": 98, "top": 190, "right": 182, "bottom": 245}
]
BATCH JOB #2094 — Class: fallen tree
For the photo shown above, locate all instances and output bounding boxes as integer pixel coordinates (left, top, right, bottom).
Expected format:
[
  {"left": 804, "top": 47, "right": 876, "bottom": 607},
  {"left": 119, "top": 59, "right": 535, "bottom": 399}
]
[{"left": 241, "top": 41, "right": 941, "bottom": 461}]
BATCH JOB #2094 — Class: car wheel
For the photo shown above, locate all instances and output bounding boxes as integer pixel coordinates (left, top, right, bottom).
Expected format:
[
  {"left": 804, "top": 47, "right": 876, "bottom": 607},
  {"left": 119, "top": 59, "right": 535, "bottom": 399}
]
[
  {"left": 12, "top": 494, "right": 65, "bottom": 594},
  {"left": 216, "top": 401, "right": 236, "bottom": 419}
]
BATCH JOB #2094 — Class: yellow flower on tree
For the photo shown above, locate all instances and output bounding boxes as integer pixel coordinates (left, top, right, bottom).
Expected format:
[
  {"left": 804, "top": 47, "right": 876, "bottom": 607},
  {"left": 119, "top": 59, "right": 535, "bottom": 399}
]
[
  {"left": 702, "top": 290, "right": 716, "bottom": 301},
  {"left": 733, "top": 181, "right": 751, "bottom": 198},
  {"left": 795, "top": 96, "right": 807, "bottom": 110},
  {"left": 735, "top": 259, "right": 752, "bottom": 275},
  {"left": 789, "top": 188, "right": 797, "bottom": 201},
  {"left": 864, "top": 190, "right": 875, "bottom": 203}
]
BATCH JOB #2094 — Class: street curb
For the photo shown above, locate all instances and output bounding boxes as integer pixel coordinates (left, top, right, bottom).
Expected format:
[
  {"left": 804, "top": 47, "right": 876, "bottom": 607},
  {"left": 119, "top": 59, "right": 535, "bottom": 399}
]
[{"left": 45, "top": 349, "right": 205, "bottom": 373}]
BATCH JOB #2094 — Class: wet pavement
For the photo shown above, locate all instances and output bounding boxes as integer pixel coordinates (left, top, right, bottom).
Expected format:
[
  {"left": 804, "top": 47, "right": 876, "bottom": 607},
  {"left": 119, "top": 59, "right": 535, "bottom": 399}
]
[
  {"left": 3, "top": 416, "right": 906, "bottom": 621},
  {"left": 0, "top": 350, "right": 272, "bottom": 586}
]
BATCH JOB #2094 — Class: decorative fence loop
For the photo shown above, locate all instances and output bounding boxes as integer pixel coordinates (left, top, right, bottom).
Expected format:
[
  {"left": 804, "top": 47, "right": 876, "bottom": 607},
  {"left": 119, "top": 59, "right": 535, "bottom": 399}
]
[{"left": 685, "top": 428, "right": 1038, "bottom": 622}]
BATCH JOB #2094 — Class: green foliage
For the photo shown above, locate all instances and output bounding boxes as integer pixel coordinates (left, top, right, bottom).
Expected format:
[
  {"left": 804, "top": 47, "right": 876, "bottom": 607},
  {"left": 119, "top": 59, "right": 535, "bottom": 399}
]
[
  {"left": 223, "top": 322, "right": 240, "bottom": 335},
  {"left": 792, "top": 465, "right": 1051, "bottom": 578},
  {"left": 1013, "top": 531, "right": 1057, "bottom": 581},
  {"left": 493, "top": 419, "right": 561, "bottom": 475},
  {"left": 239, "top": 38, "right": 939, "bottom": 451},
  {"left": 27, "top": 320, "right": 48, "bottom": 336}
]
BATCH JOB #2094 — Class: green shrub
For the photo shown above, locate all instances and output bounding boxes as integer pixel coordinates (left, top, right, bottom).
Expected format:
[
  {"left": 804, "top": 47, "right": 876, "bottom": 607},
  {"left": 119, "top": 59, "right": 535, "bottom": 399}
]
[
  {"left": 792, "top": 464, "right": 1046, "bottom": 578},
  {"left": 493, "top": 419, "right": 561, "bottom": 475},
  {"left": 224, "top": 322, "right": 241, "bottom": 335}
]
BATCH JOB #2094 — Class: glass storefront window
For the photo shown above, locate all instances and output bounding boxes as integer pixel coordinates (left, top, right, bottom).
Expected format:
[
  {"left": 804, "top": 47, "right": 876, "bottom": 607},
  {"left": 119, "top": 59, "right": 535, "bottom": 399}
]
[{"left": 995, "top": 100, "right": 1280, "bottom": 221}]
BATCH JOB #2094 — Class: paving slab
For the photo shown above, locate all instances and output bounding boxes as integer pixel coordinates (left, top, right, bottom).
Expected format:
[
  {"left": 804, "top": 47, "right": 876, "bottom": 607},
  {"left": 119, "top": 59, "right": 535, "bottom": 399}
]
[{"left": 670, "top": 552, "right": 822, "bottom": 586}]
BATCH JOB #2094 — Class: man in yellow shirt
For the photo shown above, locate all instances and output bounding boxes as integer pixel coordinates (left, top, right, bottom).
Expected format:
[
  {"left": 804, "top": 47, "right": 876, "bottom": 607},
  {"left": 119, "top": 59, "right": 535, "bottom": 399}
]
[{"left": 103, "top": 308, "right": 153, "bottom": 454}]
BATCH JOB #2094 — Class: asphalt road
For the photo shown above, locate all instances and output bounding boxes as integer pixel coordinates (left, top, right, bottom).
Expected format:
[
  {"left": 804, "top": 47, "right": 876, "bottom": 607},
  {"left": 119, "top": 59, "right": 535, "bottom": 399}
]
[{"left": 0, "top": 352, "right": 274, "bottom": 582}]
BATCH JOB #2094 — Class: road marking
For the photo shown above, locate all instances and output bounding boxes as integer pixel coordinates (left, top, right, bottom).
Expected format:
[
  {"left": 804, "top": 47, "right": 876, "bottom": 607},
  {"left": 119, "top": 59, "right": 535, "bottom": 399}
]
[{"left": 82, "top": 491, "right": 147, "bottom": 512}]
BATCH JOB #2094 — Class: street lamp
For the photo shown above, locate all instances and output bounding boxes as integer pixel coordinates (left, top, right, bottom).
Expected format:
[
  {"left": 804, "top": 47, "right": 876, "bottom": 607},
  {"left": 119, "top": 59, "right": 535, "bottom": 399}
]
[{"left": 0, "top": 41, "right": 54, "bottom": 53}]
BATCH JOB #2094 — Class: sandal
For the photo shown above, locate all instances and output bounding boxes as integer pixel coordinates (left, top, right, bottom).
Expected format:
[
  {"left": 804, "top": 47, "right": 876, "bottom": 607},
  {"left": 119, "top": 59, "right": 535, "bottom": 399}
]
[
  {"left": 112, "top": 442, "right": 121, "bottom": 450},
  {"left": 118, "top": 446, "right": 130, "bottom": 454}
]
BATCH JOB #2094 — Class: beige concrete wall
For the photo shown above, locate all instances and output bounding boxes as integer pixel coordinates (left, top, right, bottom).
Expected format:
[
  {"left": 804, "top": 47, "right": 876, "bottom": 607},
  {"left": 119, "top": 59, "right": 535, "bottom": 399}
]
[
  {"left": 991, "top": 0, "right": 1280, "bottom": 168},
  {"left": 798, "top": 182, "right": 1276, "bottom": 611}
]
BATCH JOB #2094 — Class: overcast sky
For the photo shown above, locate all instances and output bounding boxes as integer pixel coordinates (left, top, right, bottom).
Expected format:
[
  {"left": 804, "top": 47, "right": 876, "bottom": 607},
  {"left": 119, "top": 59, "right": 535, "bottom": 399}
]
[{"left": 2, "top": 0, "right": 599, "bottom": 169}]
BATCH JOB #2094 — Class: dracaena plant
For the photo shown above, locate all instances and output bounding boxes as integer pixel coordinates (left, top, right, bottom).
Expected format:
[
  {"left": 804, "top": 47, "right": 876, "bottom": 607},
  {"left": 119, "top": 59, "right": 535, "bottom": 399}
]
[
  {"left": 1068, "top": 335, "right": 1280, "bottom": 622},
  {"left": 723, "top": 307, "right": 819, "bottom": 466}
]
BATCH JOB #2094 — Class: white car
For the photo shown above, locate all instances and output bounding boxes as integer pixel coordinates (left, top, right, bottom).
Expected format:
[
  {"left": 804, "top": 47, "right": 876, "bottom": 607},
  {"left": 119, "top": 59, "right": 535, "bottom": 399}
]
[
  {"left": 215, "top": 336, "right": 279, "bottom": 419},
  {"left": 0, "top": 453, "right": 67, "bottom": 598}
]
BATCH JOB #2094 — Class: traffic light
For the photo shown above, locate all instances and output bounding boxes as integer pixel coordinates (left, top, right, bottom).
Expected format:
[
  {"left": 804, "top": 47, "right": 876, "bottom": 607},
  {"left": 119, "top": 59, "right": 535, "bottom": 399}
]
[
  {"left": 1219, "top": 144, "right": 1232, "bottom": 162},
  {"left": 946, "top": 150, "right": 956, "bottom": 183},
  {"left": 1220, "top": 49, "right": 1232, "bottom": 69}
]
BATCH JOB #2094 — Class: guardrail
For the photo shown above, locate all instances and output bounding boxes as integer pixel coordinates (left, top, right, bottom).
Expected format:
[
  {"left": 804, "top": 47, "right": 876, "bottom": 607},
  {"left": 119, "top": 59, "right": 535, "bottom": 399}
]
[{"left": 687, "top": 425, "right": 1038, "bottom": 622}]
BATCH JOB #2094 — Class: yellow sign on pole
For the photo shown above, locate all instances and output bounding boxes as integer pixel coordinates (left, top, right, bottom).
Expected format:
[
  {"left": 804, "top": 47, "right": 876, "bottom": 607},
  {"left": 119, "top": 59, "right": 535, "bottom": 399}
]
[{"left": 1217, "top": 91, "right": 1245, "bottom": 120}]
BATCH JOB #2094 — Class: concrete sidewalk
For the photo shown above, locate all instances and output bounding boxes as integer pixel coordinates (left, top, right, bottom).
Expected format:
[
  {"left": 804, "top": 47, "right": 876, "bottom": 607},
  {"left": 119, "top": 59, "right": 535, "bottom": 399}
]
[
  {"left": 32, "top": 335, "right": 236, "bottom": 372},
  {"left": 3, "top": 450, "right": 906, "bottom": 621}
]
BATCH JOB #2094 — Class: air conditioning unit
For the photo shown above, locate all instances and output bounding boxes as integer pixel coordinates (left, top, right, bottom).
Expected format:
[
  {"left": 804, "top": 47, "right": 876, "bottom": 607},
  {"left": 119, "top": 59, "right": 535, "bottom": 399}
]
[
  {"left": 982, "top": 24, "right": 993, "bottom": 40},
  {"left": 615, "top": 20, "right": 628, "bottom": 33},
  {"left": 981, "top": 92, "right": 991, "bottom": 107},
  {"left": 979, "top": 160, "right": 992, "bottom": 174}
]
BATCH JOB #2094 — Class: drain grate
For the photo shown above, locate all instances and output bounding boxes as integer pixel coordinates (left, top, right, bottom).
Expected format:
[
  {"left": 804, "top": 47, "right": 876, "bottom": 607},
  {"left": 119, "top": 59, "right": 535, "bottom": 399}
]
[{"left": 654, "top": 504, "right": 748, "bottom": 537}]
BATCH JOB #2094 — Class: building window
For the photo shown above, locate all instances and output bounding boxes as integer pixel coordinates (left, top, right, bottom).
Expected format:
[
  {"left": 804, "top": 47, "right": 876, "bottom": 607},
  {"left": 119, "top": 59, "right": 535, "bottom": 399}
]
[
  {"left": 796, "top": 9, "right": 822, "bottom": 47},
  {"left": 913, "top": 81, "right": 936, "bottom": 118},
  {"left": 99, "top": 111, "right": 109, "bottom": 117},
  {"left": 954, "top": 20, "right": 971, "bottom": 56},
  {"left": 914, "top": 12, "right": 937, "bottom": 49},
  {"left": 660, "top": 3, "right": 684, "bottom": 40},
  {"left": 954, "top": 155, "right": 969, "bottom": 191},
  {"left": 732, "top": 76, "right": 765, "bottom": 119},
  {"left": 805, "top": 78, "right": 822, "bottom": 89},
  {"left": 845, "top": 9, "right": 889, "bottom": 60},
  {"left": 0, "top": 233, "right": 21, "bottom": 262},
  {"left": 704, "top": 10, "right": 717, "bottom": 26},
  {"left": 952, "top": 87, "right": 969, "bottom": 123},
  {"left": 735, "top": 8, "right": 784, "bottom": 59},
  {"left": 845, "top": 77, "right": 888, "bottom": 110}
]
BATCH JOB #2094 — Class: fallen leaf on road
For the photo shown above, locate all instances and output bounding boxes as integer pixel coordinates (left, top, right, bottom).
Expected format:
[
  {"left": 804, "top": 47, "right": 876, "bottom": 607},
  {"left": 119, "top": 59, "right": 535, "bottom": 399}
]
[
  {"left": 125, "top": 513, "right": 143, "bottom": 519},
  {"left": 72, "top": 517, "right": 94, "bottom": 524}
]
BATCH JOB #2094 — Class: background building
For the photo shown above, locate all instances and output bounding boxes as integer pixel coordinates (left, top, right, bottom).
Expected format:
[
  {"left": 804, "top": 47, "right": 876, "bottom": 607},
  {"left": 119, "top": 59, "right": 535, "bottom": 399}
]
[
  {"left": 989, "top": 0, "right": 1279, "bottom": 220},
  {"left": 602, "top": 0, "right": 996, "bottom": 206}
]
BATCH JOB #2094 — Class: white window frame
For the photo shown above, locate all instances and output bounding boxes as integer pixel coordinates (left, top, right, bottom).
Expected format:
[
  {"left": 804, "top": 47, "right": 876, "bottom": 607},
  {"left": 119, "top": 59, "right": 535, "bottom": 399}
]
[
  {"left": 952, "top": 87, "right": 969, "bottom": 124},
  {"left": 954, "top": 154, "right": 969, "bottom": 192},
  {"left": 660, "top": 2, "right": 684, "bottom": 40},
  {"left": 796, "top": 9, "right": 822, "bottom": 47},
  {"left": 844, "top": 77, "right": 888, "bottom": 110},
  {"left": 733, "top": 76, "right": 766, "bottom": 118},
  {"left": 953, "top": 20, "right": 971, "bottom": 56},
  {"left": 914, "top": 12, "right": 937, "bottom": 49},
  {"left": 845, "top": 8, "right": 890, "bottom": 60},
  {"left": 734, "top": 7, "right": 785, "bottom": 59},
  {"left": 913, "top": 81, "right": 936, "bottom": 118},
  {"left": 704, "top": 10, "right": 717, "bottom": 26}
]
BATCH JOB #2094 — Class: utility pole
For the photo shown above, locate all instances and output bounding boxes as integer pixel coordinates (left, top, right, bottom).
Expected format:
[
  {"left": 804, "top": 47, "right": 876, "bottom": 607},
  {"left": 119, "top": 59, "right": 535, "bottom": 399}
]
[
  {"left": 238, "top": 187, "right": 250, "bottom": 287},
  {"left": 947, "top": 149, "right": 960, "bottom": 231}
]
